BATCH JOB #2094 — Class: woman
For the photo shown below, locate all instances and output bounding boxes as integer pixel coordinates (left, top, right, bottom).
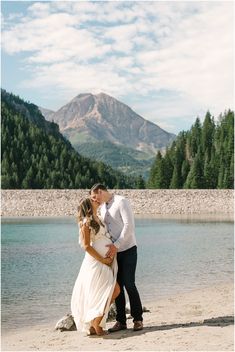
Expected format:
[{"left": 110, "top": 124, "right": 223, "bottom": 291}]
[{"left": 71, "top": 198, "right": 120, "bottom": 336}]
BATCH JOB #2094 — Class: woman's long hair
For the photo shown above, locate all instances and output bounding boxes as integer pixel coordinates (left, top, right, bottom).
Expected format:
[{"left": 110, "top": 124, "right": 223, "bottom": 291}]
[{"left": 77, "top": 198, "right": 100, "bottom": 234}]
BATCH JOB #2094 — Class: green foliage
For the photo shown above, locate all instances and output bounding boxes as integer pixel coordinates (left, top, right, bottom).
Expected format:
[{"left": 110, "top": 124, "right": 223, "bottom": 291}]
[
  {"left": 148, "top": 110, "right": 234, "bottom": 189},
  {"left": 148, "top": 151, "right": 165, "bottom": 188},
  {"left": 76, "top": 140, "right": 154, "bottom": 179},
  {"left": 1, "top": 89, "right": 142, "bottom": 189}
]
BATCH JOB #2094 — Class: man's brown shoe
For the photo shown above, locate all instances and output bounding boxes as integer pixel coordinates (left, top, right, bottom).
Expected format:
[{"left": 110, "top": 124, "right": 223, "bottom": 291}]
[
  {"left": 133, "top": 321, "right": 143, "bottom": 331},
  {"left": 108, "top": 321, "right": 127, "bottom": 333}
]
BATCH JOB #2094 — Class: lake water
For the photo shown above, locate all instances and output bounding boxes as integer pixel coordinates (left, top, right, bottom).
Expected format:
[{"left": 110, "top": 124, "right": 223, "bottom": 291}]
[{"left": 1, "top": 217, "right": 234, "bottom": 332}]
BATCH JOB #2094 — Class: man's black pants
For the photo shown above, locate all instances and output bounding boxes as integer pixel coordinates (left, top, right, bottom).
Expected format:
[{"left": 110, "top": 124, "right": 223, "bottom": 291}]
[{"left": 115, "top": 245, "right": 143, "bottom": 324}]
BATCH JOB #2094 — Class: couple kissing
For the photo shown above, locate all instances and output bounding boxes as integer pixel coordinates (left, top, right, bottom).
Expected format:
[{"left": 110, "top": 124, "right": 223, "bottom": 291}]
[{"left": 71, "top": 183, "right": 143, "bottom": 336}]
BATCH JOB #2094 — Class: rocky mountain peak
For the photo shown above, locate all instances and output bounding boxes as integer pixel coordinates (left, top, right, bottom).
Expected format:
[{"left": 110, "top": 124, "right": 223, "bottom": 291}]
[{"left": 40, "top": 92, "right": 176, "bottom": 153}]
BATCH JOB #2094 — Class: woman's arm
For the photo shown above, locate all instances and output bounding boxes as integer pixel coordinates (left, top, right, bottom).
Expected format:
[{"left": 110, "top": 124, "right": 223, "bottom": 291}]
[{"left": 82, "top": 224, "right": 113, "bottom": 266}]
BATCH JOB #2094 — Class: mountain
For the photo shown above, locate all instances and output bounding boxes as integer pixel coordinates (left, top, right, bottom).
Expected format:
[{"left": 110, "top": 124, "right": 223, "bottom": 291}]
[
  {"left": 43, "top": 93, "right": 175, "bottom": 153},
  {"left": 40, "top": 93, "right": 176, "bottom": 178},
  {"left": 39, "top": 106, "right": 55, "bottom": 121},
  {"left": 1, "top": 89, "right": 142, "bottom": 189}
]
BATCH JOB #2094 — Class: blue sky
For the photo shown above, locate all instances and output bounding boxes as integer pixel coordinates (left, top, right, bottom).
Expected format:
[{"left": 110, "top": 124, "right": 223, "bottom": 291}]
[{"left": 1, "top": 0, "right": 234, "bottom": 134}]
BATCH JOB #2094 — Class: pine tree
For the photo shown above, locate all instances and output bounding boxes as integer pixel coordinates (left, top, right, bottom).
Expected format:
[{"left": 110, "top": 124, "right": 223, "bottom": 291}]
[
  {"left": 185, "top": 149, "right": 204, "bottom": 188},
  {"left": 229, "top": 154, "right": 234, "bottom": 189},
  {"left": 201, "top": 111, "right": 215, "bottom": 159},
  {"left": 189, "top": 117, "right": 202, "bottom": 158},
  {"left": 181, "top": 159, "right": 190, "bottom": 186},
  {"left": 162, "top": 148, "right": 174, "bottom": 188},
  {"left": 169, "top": 147, "right": 183, "bottom": 188},
  {"left": 136, "top": 175, "right": 145, "bottom": 189},
  {"left": 148, "top": 151, "right": 165, "bottom": 188}
]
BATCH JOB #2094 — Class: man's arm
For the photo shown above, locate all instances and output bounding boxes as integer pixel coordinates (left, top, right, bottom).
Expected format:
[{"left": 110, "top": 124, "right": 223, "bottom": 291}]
[
  {"left": 106, "top": 198, "right": 135, "bottom": 257},
  {"left": 113, "top": 198, "right": 134, "bottom": 249}
]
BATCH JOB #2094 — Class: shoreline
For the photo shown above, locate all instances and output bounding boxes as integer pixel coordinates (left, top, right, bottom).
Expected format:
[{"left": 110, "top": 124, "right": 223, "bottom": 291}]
[
  {"left": 2, "top": 280, "right": 233, "bottom": 335},
  {"left": 1, "top": 213, "right": 233, "bottom": 223},
  {"left": 2, "top": 282, "right": 234, "bottom": 351},
  {"left": 1, "top": 189, "right": 234, "bottom": 218}
]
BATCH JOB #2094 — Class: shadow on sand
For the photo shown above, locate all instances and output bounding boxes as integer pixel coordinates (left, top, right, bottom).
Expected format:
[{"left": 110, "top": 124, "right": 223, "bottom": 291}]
[{"left": 90, "top": 315, "right": 234, "bottom": 340}]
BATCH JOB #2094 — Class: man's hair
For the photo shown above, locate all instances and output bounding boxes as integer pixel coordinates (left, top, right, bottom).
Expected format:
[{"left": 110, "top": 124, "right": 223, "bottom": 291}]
[{"left": 89, "top": 183, "right": 107, "bottom": 194}]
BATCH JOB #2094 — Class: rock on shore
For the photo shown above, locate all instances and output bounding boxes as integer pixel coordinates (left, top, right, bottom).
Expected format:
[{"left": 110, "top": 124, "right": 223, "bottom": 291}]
[{"left": 1, "top": 189, "right": 233, "bottom": 218}]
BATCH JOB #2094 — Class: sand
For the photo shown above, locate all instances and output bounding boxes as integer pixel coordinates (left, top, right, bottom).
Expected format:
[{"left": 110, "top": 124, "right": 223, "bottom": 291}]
[{"left": 1, "top": 283, "right": 234, "bottom": 351}]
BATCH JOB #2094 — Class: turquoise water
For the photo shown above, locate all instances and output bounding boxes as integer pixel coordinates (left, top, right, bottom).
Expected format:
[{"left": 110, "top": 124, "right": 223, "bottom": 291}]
[{"left": 1, "top": 217, "right": 234, "bottom": 332}]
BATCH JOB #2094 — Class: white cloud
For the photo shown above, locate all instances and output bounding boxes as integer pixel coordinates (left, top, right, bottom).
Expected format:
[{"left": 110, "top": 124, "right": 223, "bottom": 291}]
[
  {"left": 1, "top": 0, "right": 234, "bottom": 132},
  {"left": 28, "top": 2, "right": 50, "bottom": 17},
  {"left": 21, "top": 61, "right": 134, "bottom": 101},
  {"left": 135, "top": 2, "right": 234, "bottom": 115}
]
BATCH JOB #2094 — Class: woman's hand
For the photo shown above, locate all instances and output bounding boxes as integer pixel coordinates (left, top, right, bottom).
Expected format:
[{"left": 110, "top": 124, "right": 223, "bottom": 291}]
[
  {"left": 102, "top": 257, "right": 113, "bottom": 266},
  {"left": 106, "top": 244, "right": 118, "bottom": 258}
]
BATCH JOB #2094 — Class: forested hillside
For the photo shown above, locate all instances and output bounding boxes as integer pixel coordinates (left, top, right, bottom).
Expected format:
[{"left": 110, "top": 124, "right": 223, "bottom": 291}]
[
  {"left": 2, "top": 89, "right": 233, "bottom": 190},
  {"left": 77, "top": 140, "right": 154, "bottom": 179},
  {"left": 148, "top": 111, "right": 234, "bottom": 189},
  {"left": 1, "top": 90, "right": 143, "bottom": 189}
]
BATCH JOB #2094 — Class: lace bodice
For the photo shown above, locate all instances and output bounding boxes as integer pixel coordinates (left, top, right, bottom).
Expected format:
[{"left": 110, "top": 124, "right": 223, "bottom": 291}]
[
  {"left": 90, "top": 223, "right": 111, "bottom": 242},
  {"left": 79, "top": 216, "right": 112, "bottom": 248}
]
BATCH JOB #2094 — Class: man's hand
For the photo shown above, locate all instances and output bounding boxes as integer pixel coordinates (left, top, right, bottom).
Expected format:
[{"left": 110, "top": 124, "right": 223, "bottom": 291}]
[{"left": 106, "top": 244, "right": 118, "bottom": 258}]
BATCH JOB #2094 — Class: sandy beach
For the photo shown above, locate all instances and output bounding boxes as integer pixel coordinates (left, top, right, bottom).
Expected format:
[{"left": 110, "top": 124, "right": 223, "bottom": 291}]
[
  {"left": 1, "top": 283, "right": 233, "bottom": 351},
  {"left": 1, "top": 189, "right": 234, "bottom": 218}
]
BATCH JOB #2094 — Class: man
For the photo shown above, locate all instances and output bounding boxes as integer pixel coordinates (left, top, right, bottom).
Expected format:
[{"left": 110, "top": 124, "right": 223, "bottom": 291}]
[{"left": 90, "top": 183, "right": 143, "bottom": 332}]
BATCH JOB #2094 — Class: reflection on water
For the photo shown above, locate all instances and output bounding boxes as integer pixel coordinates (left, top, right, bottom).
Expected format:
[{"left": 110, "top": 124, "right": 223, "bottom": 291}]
[{"left": 1, "top": 216, "right": 234, "bottom": 332}]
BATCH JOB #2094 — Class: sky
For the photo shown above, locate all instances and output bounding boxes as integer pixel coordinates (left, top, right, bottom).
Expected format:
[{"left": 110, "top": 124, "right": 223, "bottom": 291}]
[{"left": 1, "top": 0, "right": 234, "bottom": 134}]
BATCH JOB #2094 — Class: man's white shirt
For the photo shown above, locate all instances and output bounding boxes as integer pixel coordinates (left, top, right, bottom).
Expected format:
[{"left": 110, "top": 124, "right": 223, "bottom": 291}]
[{"left": 99, "top": 195, "right": 137, "bottom": 252}]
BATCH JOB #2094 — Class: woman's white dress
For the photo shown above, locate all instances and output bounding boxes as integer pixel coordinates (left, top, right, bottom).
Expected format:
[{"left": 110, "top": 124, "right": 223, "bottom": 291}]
[{"left": 71, "top": 218, "right": 117, "bottom": 334}]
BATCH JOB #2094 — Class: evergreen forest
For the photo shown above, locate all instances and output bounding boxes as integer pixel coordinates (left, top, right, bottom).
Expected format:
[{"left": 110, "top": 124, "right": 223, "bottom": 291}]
[{"left": 147, "top": 110, "right": 234, "bottom": 189}]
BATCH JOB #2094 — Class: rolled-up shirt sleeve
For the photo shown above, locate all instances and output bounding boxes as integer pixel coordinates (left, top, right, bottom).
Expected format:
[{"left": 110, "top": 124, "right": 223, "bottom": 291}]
[{"left": 113, "top": 199, "right": 135, "bottom": 249}]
